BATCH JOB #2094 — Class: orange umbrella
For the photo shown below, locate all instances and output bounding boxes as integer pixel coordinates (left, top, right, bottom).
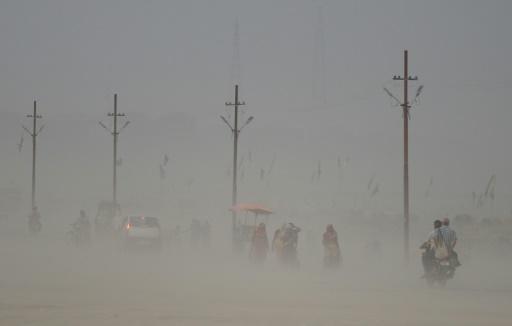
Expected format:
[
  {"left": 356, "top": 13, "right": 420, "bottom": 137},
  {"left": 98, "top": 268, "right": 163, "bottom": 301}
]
[{"left": 230, "top": 203, "right": 273, "bottom": 215}]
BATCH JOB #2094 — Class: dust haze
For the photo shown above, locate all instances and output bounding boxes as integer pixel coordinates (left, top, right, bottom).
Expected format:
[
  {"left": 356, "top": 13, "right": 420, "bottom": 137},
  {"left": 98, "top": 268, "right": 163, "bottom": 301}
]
[{"left": 1, "top": 1, "right": 512, "bottom": 325}]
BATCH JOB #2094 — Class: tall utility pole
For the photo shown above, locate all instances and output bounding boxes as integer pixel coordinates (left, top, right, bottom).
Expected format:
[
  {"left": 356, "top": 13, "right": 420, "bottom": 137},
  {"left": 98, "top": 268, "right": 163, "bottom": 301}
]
[
  {"left": 23, "top": 101, "right": 43, "bottom": 210},
  {"left": 392, "top": 50, "right": 418, "bottom": 263},
  {"left": 222, "top": 85, "right": 253, "bottom": 245},
  {"left": 99, "top": 94, "right": 130, "bottom": 212}
]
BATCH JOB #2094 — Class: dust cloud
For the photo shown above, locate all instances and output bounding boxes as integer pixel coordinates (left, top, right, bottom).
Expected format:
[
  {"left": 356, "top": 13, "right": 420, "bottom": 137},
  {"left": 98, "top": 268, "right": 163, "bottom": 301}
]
[
  {"left": 1, "top": 0, "right": 512, "bottom": 325},
  {"left": 1, "top": 206, "right": 512, "bottom": 326}
]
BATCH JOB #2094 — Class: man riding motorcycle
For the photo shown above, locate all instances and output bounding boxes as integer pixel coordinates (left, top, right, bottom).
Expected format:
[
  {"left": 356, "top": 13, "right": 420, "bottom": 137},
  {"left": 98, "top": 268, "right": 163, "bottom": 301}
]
[
  {"left": 440, "top": 218, "right": 461, "bottom": 268},
  {"left": 420, "top": 219, "right": 458, "bottom": 286}
]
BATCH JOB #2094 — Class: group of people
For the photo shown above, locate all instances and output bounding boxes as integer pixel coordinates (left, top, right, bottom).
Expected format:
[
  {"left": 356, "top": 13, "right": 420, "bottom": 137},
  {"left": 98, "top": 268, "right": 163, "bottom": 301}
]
[
  {"left": 421, "top": 217, "right": 461, "bottom": 280},
  {"left": 249, "top": 217, "right": 462, "bottom": 277},
  {"left": 248, "top": 222, "right": 341, "bottom": 269}
]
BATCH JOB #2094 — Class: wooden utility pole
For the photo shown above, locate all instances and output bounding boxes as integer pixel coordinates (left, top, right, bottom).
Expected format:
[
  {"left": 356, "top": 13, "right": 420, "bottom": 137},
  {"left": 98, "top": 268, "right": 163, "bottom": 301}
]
[
  {"left": 99, "top": 94, "right": 129, "bottom": 212},
  {"left": 393, "top": 50, "right": 418, "bottom": 263},
  {"left": 223, "top": 85, "right": 253, "bottom": 247},
  {"left": 112, "top": 94, "right": 119, "bottom": 208},
  {"left": 23, "top": 101, "right": 43, "bottom": 210},
  {"left": 226, "top": 85, "right": 244, "bottom": 238}
]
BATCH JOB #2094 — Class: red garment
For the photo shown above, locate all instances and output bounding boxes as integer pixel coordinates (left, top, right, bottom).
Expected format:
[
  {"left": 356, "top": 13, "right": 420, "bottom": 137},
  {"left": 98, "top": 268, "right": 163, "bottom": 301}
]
[
  {"left": 250, "top": 224, "right": 269, "bottom": 263},
  {"left": 323, "top": 225, "right": 340, "bottom": 258}
]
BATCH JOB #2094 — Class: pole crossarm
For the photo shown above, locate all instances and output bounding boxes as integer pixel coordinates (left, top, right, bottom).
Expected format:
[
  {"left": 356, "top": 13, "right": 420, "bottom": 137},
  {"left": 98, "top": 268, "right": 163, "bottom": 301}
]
[
  {"left": 392, "top": 76, "right": 418, "bottom": 109},
  {"left": 225, "top": 99, "right": 246, "bottom": 134},
  {"left": 225, "top": 101, "right": 246, "bottom": 106},
  {"left": 392, "top": 75, "right": 418, "bottom": 80}
]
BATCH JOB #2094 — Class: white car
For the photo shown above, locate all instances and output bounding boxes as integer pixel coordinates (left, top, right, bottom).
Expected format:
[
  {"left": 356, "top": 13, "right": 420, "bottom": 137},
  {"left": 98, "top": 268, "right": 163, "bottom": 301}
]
[{"left": 120, "top": 216, "right": 162, "bottom": 250}]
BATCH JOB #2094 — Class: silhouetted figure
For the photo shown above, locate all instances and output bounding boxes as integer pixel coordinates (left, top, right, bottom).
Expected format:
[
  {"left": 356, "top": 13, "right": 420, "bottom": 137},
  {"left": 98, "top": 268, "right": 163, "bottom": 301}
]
[
  {"left": 278, "top": 223, "right": 301, "bottom": 268},
  {"left": 322, "top": 224, "right": 341, "bottom": 269},
  {"left": 441, "top": 218, "right": 461, "bottom": 268},
  {"left": 249, "top": 223, "right": 269, "bottom": 264}
]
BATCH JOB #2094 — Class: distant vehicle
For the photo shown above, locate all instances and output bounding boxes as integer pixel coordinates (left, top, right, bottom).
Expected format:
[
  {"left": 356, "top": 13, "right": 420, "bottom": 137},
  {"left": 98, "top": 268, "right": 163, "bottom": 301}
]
[{"left": 119, "top": 216, "right": 162, "bottom": 250}]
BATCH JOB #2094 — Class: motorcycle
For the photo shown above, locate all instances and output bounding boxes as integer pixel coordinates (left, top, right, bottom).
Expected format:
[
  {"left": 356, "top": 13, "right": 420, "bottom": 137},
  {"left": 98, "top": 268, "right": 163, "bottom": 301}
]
[
  {"left": 425, "top": 258, "right": 455, "bottom": 287},
  {"left": 421, "top": 243, "right": 455, "bottom": 287}
]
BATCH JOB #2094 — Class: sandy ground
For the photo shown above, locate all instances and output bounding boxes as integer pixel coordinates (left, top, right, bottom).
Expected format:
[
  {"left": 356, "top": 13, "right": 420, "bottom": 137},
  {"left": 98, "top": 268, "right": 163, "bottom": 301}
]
[{"left": 1, "top": 230, "right": 512, "bottom": 326}]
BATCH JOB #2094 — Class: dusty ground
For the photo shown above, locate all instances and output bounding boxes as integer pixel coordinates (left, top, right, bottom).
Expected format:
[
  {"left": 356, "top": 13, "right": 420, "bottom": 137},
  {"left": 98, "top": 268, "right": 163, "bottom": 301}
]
[{"left": 1, "top": 229, "right": 511, "bottom": 326}]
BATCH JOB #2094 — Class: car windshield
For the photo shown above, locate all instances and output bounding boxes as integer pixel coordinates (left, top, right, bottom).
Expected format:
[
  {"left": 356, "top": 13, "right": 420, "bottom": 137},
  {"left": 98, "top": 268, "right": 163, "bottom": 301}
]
[{"left": 128, "top": 216, "right": 159, "bottom": 228}]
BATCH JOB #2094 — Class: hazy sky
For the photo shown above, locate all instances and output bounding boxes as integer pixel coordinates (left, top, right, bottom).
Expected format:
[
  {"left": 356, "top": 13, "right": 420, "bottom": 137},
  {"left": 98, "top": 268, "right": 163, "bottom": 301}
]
[{"left": 0, "top": 0, "right": 511, "bottom": 218}]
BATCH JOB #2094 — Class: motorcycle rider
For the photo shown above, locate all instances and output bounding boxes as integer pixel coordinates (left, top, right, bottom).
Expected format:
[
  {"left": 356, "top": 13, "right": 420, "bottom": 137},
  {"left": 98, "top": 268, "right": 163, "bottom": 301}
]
[
  {"left": 420, "top": 219, "right": 443, "bottom": 277},
  {"left": 322, "top": 224, "right": 341, "bottom": 268},
  {"left": 440, "top": 217, "right": 461, "bottom": 268}
]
